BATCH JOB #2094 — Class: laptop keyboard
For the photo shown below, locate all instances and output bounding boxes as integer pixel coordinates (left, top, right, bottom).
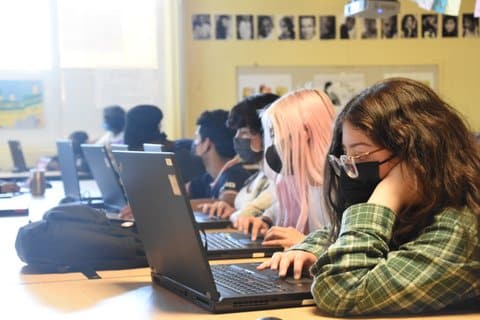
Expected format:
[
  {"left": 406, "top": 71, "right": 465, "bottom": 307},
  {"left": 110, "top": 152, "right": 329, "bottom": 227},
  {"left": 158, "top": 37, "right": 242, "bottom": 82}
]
[
  {"left": 212, "top": 264, "right": 284, "bottom": 295},
  {"left": 203, "top": 233, "right": 245, "bottom": 250}
]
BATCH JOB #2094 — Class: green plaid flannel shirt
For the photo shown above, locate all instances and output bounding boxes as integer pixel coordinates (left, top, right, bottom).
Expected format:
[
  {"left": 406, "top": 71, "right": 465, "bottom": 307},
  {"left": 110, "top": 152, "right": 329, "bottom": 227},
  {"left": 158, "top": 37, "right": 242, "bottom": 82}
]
[{"left": 292, "top": 203, "right": 480, "bottom": 316}]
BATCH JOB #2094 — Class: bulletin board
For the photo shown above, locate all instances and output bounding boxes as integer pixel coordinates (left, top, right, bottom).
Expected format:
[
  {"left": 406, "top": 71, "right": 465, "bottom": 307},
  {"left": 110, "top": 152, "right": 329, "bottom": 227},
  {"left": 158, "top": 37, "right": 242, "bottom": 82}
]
[{"left": 237, "top": 65, "right": 438, "bottom": 112}]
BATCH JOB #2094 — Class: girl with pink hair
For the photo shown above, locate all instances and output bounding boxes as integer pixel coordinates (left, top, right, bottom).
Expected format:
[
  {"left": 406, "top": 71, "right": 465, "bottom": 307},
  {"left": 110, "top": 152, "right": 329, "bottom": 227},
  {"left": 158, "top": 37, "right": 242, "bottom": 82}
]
[{"left": 235, "top": 88, "right": 335, "bottom": 248}]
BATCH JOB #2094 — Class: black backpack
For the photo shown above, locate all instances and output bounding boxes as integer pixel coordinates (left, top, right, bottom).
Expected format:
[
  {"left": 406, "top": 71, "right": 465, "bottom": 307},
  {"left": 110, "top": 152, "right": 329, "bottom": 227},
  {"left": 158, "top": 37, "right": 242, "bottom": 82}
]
[{"left": 15, "top": 204, "right": 148, "bottom": 279}]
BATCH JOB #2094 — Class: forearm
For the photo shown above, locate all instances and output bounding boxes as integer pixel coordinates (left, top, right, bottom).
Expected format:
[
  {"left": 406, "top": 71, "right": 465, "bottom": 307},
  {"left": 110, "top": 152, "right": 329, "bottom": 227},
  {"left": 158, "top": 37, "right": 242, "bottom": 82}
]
[{"left": 310, "top": 204, "right": 480, "bottom": 316}]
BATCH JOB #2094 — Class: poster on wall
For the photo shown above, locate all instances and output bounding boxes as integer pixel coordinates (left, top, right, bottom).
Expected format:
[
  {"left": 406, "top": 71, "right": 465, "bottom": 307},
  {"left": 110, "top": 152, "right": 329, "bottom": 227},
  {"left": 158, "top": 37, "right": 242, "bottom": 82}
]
[
  {"left": 313, "top": 73, "right": 366, "bottom": 112},
  {"left": 0, "top": 80, "right": 44, "bottom": 129},
  {"left": 383, "top": 72, "right": 436, "bottom": 89},
  {"left": 237, "top": 73, "right": 292, "bottom": 100}
]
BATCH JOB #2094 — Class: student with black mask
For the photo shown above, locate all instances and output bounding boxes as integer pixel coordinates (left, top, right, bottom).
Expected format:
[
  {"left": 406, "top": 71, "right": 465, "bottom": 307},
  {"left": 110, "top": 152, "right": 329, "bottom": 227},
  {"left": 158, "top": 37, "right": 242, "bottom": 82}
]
[
  {"left": 258, "top": 78, "right": 480, "bottom": 316},
  {"left": 188, "top": 109, "right": 253, "bottom": 209},
  {"left": 197, "top": 93, "right": 279, "bottom": 220}
]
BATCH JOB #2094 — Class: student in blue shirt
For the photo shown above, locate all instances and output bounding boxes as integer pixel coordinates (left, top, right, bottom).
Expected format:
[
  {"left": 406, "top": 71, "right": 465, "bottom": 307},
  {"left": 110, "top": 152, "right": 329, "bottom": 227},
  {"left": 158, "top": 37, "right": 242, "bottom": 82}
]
[{"left": 187, "top": 109, "right": 254, "bottom": 208}]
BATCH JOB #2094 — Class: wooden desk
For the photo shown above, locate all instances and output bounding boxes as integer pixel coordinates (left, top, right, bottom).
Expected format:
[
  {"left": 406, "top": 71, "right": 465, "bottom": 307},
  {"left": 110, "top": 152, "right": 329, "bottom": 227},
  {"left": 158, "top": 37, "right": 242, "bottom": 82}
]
[
  {"left": 1, "top": 181, "right": 478, "bottom": 319},
  {"left": 0, "top": 170, "right": 62, "bottom": 181},
  {"left": 1, "top": 275, "right": 478, "bottom": 320}
]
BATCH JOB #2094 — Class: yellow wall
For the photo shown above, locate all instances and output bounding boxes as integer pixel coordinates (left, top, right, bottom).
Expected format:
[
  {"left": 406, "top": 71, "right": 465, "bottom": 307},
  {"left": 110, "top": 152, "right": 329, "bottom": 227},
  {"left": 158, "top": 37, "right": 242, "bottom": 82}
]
[{"left": 182, "top": 0, "right": 480, "bottom": 137}]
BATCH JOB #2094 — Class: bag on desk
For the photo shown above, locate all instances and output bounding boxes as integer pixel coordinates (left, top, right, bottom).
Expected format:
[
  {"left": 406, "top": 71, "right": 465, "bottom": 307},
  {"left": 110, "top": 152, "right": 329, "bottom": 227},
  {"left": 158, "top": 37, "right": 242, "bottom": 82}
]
[{"left": 14, "top": 204, "right": 148, "bottom": 278}]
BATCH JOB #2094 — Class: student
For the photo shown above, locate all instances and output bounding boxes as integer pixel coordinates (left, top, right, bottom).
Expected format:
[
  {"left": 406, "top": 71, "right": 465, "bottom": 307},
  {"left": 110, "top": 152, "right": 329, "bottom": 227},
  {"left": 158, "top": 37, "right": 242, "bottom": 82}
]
[
  {"left": 188, "top": 109, "right": 253, "bottom": 208},
  {"left": 197, "top": 93, "right": 280, "bottom": 219},
  {"left": 235, "top": 89, "right": 336, "bottom": 249},
  {"left": 259, "top": 78, "right": 480, "bottom": 316},
  {"left": 95, "top": 105, "right": 125, "bottom": 147},
  {"left": 123, "top": 104, "right": 174, "bottom": 152},
  {"left": 45, "top": 130, "right": 91, "bottom": 175}
]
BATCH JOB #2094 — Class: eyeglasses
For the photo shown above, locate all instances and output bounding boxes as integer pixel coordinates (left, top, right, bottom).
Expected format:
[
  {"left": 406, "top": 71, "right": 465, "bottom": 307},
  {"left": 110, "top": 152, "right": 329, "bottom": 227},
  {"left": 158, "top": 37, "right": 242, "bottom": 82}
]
[{"left": 328, "top": 148, "right": 384, "bottom": 179}]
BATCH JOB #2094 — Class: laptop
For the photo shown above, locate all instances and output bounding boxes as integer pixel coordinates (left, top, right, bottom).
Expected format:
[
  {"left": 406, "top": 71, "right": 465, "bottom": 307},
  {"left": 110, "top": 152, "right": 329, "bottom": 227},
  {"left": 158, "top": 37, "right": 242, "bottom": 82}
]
[
  {"left": 8, "top": 140, "right": 29, "bottom": 172},
  {"left": 113, "top": 150, "right": 282, "bottom": 259},
  {"left": 142, "top": 143, "right": 163, "bottom": 152},
  {"left": 80, "top": 144, "right": 128, "bottom": 216},
  {"left": 56, "top": 140, "right": 102, "bottom": 204},
  {"left": 113, "top": 150, "right": 313, "bottom": 313},
  {"left": 110, "top": 144, "right": 128, "bottom": 151},
  {"left": 0, "top": 194, "right": 29, "bottom": 217},
  {"left": 142, "top": 144, "right": 231, "bottom": 229}
]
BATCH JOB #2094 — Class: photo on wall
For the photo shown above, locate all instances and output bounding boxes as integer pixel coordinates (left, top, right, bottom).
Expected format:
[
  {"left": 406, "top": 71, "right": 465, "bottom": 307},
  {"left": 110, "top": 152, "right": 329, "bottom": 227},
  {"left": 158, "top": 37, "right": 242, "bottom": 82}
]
[
  {"left": 237, "top": 74, "right": 291, "bottom": 100},
  {"left": 462, "top": 13, "right": 480, "bottom": 38},
  {"left": 192, "top": 14, "right": 211, "bottom": 40},
  {"left": 215, "top": 14, "right": 233, "bottom": 40},
  {"left": 257, "top": 15, "right": 275, "bottom": 40},
  {"left": 313, "top": 74, "right": 366, "bottom": 112},
  {"left": 236, "top": 15, "right": 254, "bottom": 40},
  {"left": 361, "top": 18, "right": 378, "bottom": 39},
  {"left": 278, "top": 15, "right": 296, "bottom": 40},
  {"left": 381, "top": 15, "right": 398, "bottom": 39},
  {"left": 442, "top": 15, "right": 458, "bottom": 38},
  {"left": 320, "top": 15, "right": 336, "bottom": 39},
  {"left": 422, "top": 14, "right": 438, "bottom": 38},
  {"left": 299, "top": 15, "right": 317, "bottom": 40},
  {"left": 340, "top": 16, "right": 357, "bottom": 39},
  {"left": 400, "top": 14, "right": 418, "bottom": 38}
]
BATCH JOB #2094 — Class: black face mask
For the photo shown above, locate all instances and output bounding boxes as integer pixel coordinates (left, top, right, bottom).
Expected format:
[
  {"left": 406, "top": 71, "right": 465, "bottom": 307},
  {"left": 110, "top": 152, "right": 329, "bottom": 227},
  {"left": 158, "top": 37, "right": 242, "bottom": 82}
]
[
  {"left": 265, "top": 144, "right": 282, "bottom": 173},
  {"left": 234, "top": 138, "right": 263, "bottom": 164},
  {"left": 339, "top": 161, "right": 382, "bottom": 208}
]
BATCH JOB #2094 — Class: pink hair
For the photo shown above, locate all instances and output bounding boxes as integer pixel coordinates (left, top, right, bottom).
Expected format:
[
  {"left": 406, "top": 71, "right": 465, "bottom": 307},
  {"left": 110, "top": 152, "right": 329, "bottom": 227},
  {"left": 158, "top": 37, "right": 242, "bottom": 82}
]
[{"left": 263, "top": 89, "right": 335, "bottom": 233}]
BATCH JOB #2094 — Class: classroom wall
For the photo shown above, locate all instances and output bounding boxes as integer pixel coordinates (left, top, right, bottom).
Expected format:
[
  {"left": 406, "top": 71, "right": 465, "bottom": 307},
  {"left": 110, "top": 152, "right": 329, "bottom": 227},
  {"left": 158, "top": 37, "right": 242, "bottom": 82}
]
[
  {"left": 182, "top": 0, "right": 480, "bottom": 137},
  {"left": 0, "top": 0, "right": 174, "bottom": 170}
]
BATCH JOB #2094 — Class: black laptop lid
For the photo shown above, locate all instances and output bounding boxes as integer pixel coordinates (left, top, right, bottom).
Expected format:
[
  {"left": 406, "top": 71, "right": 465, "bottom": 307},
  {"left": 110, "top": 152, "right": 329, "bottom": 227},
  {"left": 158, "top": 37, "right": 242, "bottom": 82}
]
[
  {"left": 81, "top": 144, "right": 127, "bottom": 209},
  {"left": 113, "top": 150, "right": 219, "bottom": 300},
  {"left": 56, "top": 140, "right": 81, "bottom": 200},
  {"left": 8, "top": 140, "right": 28, "bottom": 172}
]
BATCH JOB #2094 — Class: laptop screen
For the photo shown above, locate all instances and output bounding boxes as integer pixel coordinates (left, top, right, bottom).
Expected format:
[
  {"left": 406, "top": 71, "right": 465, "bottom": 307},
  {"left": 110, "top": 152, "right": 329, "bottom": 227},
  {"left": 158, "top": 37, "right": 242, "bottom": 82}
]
[
  {"left": 56, "top": 140, "right": 82, "bottom": 200},
  {"left": 113, "top": 150, "right": 219, "bottom": 300},
  {"left": 8, "top": 140, "right": 28, "bottom": 172},
  {"left": 81, "top": 144, "right": 127, "bottom": 209}
]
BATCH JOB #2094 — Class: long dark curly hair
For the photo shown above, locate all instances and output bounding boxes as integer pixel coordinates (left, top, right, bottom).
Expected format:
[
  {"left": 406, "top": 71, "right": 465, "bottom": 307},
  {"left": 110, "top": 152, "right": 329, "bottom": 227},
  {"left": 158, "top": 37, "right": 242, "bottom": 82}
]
[{"left": 324, "top": 77, "right": 480, "bottom": 244}]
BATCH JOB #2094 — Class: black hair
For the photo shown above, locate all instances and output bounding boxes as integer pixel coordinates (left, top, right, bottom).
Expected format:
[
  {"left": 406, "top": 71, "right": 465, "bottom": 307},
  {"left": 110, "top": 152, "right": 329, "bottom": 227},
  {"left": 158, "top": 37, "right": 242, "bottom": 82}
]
[
  {"left": 68, "top": 130, "right": 89, "bottom": 156},
  {"left": 196, "top": 109, "right": 236, "bottom": 159},
  {"left": 227, "top": 93, "right": 279, "bottom": 135},
  {"left": 124, "top": 104, "right": 164, "bottom": 150},
  {"left": 103, "top": 105, "right": 125, "bottom": 134}
]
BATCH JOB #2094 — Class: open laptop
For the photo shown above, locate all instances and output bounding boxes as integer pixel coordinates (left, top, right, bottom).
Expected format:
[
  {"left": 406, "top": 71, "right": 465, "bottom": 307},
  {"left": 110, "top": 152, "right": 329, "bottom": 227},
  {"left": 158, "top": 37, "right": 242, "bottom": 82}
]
[
  {"left": 143, "top": 143, "right": 231, "bottom": 229},
  {"left": 81, "top": 144, "right": 128, "bottom": 216},
  {"left": 0, "top": 195, "right": 29, "bottom": 217},
  {"left": 142, "top": 143, "right": 163, "bottom": 152},
  {"left": 8, "top": 140, "right": 29, "bottom": 172},
  {"left": 110, "top": 144, "right": 128, "bottom": 151},
  {"left": 56, "top": 140, "right": 102, "bottom": 204},
  {"left": 113, "top": 150, "right": 282, "bottom": 259},
  {"left": 113, "top": 150, "right": 313, "bottom": 313}
]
